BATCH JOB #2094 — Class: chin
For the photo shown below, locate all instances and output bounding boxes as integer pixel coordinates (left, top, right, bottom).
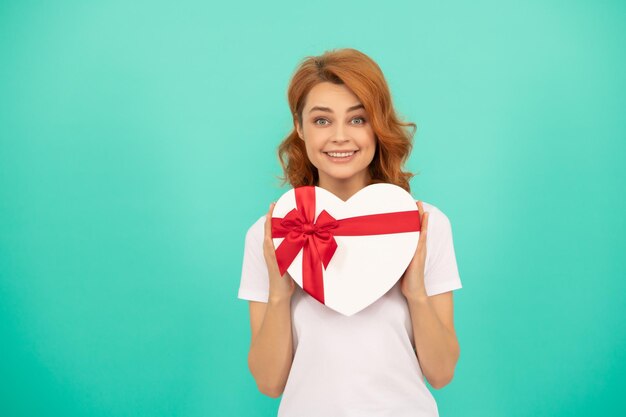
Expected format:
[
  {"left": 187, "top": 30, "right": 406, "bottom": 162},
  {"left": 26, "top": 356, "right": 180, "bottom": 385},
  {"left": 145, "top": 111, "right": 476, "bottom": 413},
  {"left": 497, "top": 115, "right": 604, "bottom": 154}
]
[{"left": 325, "top": 169, "right": 369, "bottom": 181}]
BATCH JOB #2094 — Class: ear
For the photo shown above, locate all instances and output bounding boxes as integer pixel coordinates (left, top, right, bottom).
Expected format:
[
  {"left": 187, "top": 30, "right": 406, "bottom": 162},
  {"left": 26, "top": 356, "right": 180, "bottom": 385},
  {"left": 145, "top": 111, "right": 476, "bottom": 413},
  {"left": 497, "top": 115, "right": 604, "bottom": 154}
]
[{"left": 294, "top": 116, "right": 304, "bottom": 140}]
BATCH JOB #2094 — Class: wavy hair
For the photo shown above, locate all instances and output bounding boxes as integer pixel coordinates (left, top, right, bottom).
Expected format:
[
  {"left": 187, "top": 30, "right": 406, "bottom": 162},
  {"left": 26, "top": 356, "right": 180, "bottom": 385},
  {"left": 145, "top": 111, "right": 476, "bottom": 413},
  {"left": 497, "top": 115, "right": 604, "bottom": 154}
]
[{"left": 276, "top": 48, "right": 418, "bottom": 193}]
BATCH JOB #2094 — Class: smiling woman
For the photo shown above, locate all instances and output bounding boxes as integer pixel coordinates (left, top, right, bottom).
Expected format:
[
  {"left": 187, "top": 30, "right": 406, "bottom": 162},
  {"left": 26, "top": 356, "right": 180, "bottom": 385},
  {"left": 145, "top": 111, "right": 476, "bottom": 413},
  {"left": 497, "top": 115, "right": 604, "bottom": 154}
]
[
  {"left": 278, "top": 48, "right": 417, "bottom": 202},
  {"left": 293, "top": 81, "right": 377, "bottom": 199},
  {"left": 238, "top": 48, "right": 463, "bottom": 417}
]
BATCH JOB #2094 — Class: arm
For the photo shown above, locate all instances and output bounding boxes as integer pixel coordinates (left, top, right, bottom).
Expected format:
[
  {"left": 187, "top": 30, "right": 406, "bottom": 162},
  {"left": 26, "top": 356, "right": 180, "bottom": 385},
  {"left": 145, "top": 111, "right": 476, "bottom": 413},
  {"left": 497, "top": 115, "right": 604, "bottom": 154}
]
[
  {"left": 248, "top": 296, "right": 294, "bottom": 398},
  {"left": 247, "top": 202, "right": 297, "bottom": 398},
  {"left": 400, "top": 202, "right": 461, "bottom": 389},
  {"left": 406, "top": 291, "right": 460, "bottom": 389}
]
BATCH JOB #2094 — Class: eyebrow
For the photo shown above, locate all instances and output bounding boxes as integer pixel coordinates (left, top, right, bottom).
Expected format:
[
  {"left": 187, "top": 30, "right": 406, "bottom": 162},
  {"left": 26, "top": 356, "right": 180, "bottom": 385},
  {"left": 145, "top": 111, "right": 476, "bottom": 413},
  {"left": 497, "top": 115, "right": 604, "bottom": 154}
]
[{"left": 308, "top": 104, "right": 365, "bottom": 114}]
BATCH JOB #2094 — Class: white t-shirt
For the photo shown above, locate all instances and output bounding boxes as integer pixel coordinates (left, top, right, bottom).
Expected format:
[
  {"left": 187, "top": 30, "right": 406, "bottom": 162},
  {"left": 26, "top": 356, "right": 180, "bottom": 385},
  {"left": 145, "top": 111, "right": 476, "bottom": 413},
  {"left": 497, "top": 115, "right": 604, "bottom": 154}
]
[{"left": 238, "top": 201, "right": 463, "bottom": 417}]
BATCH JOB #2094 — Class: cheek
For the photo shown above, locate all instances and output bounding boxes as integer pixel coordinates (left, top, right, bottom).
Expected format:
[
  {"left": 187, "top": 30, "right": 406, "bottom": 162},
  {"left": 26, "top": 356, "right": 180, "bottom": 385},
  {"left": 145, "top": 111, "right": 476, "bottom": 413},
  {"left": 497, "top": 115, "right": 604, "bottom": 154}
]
[
  {"left": 303, "top": 141, "right": 321, "bottom": 162},
  {"left": 303, "top": 132, "right": 324, "bottom": 151},
  {"left": 358, "top": 130, "right": 377, "bottom": 148}
]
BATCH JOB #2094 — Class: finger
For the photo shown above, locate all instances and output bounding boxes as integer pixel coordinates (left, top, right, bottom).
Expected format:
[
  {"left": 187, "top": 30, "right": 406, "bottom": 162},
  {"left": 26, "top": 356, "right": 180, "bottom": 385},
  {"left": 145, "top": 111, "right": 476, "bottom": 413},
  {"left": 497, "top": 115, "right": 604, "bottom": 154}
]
[
  {"left": 418, "top": 212, "right": 429, "bottom": 247},
  {"left": 264, "top": 203, "right": 280, "bottom": 273},
  {"left": 265, "top": 202, "right": 275, "bottom": 238},
  {"left": 416, "top": 201, "right": 425, "bottom": 232},
  {"left": 264, "top": 203, "right": 278, "bottom": 262}
]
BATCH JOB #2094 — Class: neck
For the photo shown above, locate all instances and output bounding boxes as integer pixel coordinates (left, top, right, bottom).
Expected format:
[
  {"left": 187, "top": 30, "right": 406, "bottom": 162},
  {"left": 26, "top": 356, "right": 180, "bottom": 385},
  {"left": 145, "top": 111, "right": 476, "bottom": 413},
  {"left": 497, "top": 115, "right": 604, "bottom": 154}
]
[{"left": 316, "top": 171, "right": 371, "bottom": 202}]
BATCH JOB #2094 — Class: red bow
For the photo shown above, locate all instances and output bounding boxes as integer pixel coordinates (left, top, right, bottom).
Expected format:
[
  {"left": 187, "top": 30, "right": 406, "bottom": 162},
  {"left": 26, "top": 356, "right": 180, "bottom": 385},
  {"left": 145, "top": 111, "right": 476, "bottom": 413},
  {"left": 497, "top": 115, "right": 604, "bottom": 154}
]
[{"left": 271, "top": 186, "right": 421, "bottom": 304}]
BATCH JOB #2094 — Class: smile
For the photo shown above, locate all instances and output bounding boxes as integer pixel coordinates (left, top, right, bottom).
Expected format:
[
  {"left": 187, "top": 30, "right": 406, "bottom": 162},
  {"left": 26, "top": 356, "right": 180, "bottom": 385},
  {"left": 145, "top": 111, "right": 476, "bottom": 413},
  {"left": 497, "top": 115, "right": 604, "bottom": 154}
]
[{"left": 324, "top": 150, "right": 358, "bottom": 162}]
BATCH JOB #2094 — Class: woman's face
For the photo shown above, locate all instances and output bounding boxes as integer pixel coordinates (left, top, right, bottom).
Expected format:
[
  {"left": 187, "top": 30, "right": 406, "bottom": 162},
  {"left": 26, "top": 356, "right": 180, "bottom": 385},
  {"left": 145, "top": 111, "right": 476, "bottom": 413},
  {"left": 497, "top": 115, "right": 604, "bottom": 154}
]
[{"left": 295, "top": 82, "right": 377, "bottom": 189}]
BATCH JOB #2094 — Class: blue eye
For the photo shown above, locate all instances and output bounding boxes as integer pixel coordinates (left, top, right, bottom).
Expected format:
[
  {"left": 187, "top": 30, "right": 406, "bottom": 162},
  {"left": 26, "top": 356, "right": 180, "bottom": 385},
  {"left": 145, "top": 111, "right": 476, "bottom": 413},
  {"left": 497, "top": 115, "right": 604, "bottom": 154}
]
[
  {"left": 352, "top": 117, "right": 366, "bottom": 125},
  {"left": 314, "top": 118, "right": 329, "bottom": 125}
]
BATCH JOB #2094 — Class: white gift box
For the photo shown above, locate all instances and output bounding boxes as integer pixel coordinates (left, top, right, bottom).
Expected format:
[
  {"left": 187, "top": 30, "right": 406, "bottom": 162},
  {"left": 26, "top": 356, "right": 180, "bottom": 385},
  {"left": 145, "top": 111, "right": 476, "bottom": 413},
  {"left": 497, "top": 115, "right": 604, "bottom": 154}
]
[{"left": 271, "top": 183, "right": 421, "bottom": 316}]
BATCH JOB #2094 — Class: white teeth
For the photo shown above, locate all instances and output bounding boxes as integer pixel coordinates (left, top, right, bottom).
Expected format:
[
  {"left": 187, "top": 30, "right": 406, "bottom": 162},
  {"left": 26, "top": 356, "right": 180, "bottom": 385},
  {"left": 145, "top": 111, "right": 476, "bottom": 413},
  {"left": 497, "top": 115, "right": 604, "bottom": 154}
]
[{"left": 326, "top": 151, "right": 355, "bottom": 157}]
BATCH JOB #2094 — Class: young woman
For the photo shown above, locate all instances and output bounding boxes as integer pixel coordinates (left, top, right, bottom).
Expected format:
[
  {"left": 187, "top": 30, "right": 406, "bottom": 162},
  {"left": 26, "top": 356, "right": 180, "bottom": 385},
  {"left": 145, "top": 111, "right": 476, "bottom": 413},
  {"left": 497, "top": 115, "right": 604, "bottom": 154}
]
[{"left": 238, "top": 48, "right": 463, "bottom": 417}]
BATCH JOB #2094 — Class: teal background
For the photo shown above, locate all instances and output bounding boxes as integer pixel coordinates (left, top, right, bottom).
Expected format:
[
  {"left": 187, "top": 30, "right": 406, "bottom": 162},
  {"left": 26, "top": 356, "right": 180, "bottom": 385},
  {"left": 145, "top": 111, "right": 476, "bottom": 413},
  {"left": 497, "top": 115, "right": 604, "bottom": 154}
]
[{"left": 1, "top": 0, "right": 624, "bottom": 416}]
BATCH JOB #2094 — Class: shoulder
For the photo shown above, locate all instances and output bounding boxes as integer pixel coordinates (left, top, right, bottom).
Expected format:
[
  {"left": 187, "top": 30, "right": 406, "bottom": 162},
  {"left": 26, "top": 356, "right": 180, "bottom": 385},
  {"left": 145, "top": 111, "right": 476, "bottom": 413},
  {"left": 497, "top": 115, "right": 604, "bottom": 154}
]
[
  {"left": 415, "top": 200, "right": 453, "bottom": 236},
  {"left": 417, "top": 200, "right": 451, "bottom": 223},
  {"left": 245, "top": 214, "right": 267, "bottom": 242}
]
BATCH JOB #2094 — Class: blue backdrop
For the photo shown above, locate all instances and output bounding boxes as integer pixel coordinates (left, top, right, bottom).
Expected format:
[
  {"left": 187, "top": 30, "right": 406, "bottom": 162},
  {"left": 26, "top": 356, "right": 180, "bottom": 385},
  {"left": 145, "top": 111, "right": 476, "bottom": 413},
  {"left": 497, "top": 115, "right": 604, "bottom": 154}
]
[{"left": 1, "top": 1, "right": 624, "bottom": 416}]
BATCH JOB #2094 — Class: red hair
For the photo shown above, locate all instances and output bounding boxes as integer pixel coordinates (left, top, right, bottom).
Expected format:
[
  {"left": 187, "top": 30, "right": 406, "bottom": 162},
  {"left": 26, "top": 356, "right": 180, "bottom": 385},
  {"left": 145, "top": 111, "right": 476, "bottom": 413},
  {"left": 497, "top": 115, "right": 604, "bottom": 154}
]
[{"left": 276, "top": 48, "right": 417, "bottom": 193}]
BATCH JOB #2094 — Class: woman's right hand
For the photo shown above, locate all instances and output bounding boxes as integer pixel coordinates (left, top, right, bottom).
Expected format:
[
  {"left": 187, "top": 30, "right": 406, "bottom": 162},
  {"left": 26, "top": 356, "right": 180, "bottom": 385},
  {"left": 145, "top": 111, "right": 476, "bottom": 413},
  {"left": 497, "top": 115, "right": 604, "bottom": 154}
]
[{"left": 263, "top": 202, "right": 296, "bottom": 302}]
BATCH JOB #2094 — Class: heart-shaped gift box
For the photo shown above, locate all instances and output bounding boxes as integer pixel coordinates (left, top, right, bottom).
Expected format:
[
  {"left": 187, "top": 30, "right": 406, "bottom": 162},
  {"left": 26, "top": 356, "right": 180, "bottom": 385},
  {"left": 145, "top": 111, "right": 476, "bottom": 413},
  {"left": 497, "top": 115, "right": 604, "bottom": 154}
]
[{"left": 271, "top": 183, "right": 421, "bottom": 316}]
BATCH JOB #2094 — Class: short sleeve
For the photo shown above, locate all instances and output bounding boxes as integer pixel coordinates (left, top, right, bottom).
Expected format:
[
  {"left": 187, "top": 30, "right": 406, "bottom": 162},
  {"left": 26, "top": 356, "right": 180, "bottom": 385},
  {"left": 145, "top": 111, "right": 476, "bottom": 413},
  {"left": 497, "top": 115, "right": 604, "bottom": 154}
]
[
  {"left": 423, "top": 204, "right": 463, "bottom": 296},
  {"left": 237, "top": 215, "right": 270, "bottom": 302}
]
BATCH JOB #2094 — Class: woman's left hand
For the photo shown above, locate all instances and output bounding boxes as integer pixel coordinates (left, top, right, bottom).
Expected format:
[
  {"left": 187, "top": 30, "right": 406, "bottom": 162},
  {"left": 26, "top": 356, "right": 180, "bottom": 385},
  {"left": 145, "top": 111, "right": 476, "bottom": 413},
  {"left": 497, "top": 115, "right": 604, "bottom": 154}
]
[{"left": 400, "top": 201, "right": 429, "bottom": 300}]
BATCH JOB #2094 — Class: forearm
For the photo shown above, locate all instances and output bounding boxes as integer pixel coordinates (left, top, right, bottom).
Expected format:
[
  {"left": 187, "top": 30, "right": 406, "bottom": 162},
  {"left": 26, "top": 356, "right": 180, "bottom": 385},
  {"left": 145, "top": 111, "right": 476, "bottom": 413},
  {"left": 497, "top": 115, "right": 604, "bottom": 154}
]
[
  {"left": 406, "top": 295, "right": 459, "bottom": 389},
  {"left": 248, "top": 296, "right": 294, "bottom": 397}
]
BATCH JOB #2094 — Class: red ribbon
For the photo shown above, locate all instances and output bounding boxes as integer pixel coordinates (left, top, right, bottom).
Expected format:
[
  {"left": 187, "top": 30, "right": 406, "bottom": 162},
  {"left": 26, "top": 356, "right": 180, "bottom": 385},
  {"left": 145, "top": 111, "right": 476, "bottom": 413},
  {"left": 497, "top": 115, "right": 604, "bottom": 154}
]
[{"left": 271, "top": 186, "right": 421, "bottom": 304}]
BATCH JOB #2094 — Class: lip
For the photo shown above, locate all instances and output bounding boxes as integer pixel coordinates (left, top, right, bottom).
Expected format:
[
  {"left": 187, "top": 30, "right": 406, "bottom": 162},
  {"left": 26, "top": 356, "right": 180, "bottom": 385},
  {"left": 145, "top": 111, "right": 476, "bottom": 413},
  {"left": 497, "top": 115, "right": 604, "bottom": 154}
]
[{"left": 324, "top": 150, "right": 358, "bottom": 163}]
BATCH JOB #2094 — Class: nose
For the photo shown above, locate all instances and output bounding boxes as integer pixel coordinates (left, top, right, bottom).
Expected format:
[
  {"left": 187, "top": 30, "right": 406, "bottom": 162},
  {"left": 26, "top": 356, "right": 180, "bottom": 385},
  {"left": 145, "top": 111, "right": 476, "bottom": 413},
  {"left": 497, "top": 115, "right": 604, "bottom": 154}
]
[{"left": 332, "top": 122, "right": 348, "bottom": 142}]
